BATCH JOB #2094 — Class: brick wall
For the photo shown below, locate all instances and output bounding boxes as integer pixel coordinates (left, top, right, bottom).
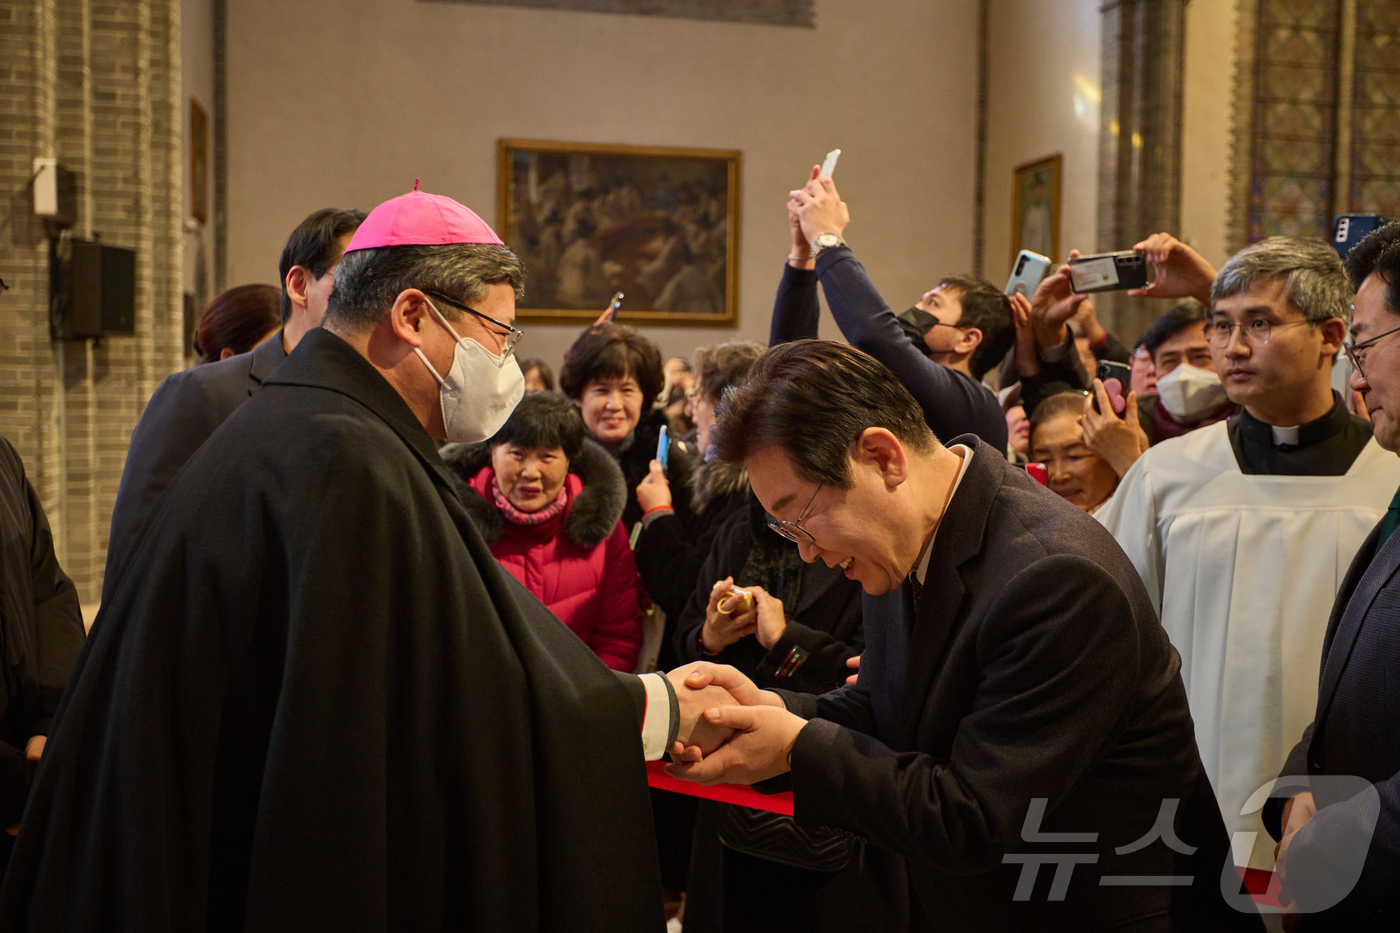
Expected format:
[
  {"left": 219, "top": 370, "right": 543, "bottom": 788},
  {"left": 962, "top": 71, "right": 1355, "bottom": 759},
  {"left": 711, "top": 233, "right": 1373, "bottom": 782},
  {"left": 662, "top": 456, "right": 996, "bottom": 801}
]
[{"left": 0, "top": 0, "right": 183, "bottom": 605}]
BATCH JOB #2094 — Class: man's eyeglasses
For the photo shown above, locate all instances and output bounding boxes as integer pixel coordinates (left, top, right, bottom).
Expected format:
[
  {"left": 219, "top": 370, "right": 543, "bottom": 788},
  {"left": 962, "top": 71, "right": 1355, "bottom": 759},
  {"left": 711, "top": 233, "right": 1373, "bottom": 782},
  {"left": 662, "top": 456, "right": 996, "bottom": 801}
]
[
  {"left": 424, "top": 289, "right": 524, "bottom": 360},
  {"left": 1344, "top": 323, "right": 1400, "bottom": 379},
  {"left": 766, "top": 483, "right": 823, "bottom": 544},
  {"left": 1203, "top": 317, "right": 1311, "bottom": 349}
]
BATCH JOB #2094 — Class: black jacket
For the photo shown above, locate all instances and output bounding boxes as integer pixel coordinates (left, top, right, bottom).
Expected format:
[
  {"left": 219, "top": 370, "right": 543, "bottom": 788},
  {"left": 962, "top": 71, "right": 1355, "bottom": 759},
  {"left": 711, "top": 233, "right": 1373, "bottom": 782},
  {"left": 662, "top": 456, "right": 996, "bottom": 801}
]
[
  {"left": 0, "top": 329, "right": 665, "bottom": 932},
  {"left": 1263, "top": 519, "right": 1400, "bottom": 930},
  {"left": 773, "top": 439, "right": 1261, "bottom": 932},
  {"left": 636, "top": 456, "right": 750, "bottom": 622},
  {"left": 672, "top": 495, "right": 863, "bottom": 694},
  {"left": 605, "top": 407, "right": 695, "bottom": 532},
  {"left": 0, "top": 438, "right": 84, "bottom": 825},
  {"left": 770, "top": 255, "right": 1008, "bottom": 451},
  {"left": 103, "top": 331, "right": 287, "bottom": 602}
]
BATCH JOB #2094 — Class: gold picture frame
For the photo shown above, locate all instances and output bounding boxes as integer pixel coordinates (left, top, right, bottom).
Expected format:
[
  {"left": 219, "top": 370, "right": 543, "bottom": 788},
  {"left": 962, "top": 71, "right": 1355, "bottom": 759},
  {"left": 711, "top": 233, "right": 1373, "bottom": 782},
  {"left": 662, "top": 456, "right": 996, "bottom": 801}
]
[
  {"left": 1011, "top": 153, "right": 1061, "bottom": 268},
  {"left": 190, "top": 99, "right": 209, "bottom": 225},
  {"left": 498, "top": 139, "right": 741, "bottom": 326}
]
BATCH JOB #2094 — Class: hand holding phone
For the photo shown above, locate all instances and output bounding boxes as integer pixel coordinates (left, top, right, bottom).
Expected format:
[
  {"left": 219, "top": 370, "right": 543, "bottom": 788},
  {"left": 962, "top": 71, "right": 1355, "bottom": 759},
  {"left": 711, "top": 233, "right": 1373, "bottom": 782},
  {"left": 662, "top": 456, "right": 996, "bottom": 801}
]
[
  {"left": 1094, "top": 361, "right": 1131, "bottom": 415},
  {"left": 1006, "top": 250, "right": 1050, "bottom": 297},
  {"left": 656, "top": 425, "right": 669, "bottom": 472},
  {"left": 1068, "top": 251, "right": 1150, "bottom": 294},
  {"left": 820, "top": 148, "right": 841, "bottom": 178}
]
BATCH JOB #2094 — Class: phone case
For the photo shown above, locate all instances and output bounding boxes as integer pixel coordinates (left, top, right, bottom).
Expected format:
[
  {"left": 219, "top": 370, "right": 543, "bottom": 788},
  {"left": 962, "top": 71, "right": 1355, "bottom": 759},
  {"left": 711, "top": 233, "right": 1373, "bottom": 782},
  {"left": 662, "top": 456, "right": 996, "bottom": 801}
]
[
  {"left": 1005, "top": 250, "right": 1050, "bottom": 297},
  {"left": 1068, "top": 251, "right": 1149, "bottom": 293}
]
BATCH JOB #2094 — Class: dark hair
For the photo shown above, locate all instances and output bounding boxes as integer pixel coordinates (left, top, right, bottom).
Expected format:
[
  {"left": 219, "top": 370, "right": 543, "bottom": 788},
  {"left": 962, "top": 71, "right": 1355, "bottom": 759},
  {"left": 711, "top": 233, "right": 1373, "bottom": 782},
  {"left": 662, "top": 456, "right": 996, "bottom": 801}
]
[
  {"left": 712, "top": 340, "right": 937, "bottom": 490},
  {"left": 696, "top": 341, "right": 765, "bottom": 401},
  {"left": 1141, "top": 300, "right": 1207, "bottom": 361},
  {"left": 278, "top": 208, "right": 367, "bottom": 323},
  {"left": 1345, "top": 221, "right": 1400, "bottom": 312},
  {"left": 489, "top": 392, "right": 585, "bottom": 463},
  {"left": 193, "top": 284, "right": 281, "bottom": 364},
  {"left": 518, "top": 357, "right": 556, "bottom": 392},
  {"left": 1028, "top": 390, "right": 1090, "bottom": 433},
  {"left": 559, "top": 323, "right": 664, "bottom": 410},
  {"left": 326, "top": 244, "right": 525, "bottom": 334},
  {"left": 939, "top": 275, "right": 1015, "bottom": 378}
]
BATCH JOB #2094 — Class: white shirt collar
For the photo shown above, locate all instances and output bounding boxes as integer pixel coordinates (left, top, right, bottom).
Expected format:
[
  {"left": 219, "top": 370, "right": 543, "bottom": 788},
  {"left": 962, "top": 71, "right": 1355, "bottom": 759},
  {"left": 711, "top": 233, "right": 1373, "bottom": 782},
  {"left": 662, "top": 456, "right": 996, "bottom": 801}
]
[
  {"left": 912, "top": 444, "right": 974, "bottom": 585},
  {"left": 1271, "top": 424, "right": 1301, "bottom": 447}
]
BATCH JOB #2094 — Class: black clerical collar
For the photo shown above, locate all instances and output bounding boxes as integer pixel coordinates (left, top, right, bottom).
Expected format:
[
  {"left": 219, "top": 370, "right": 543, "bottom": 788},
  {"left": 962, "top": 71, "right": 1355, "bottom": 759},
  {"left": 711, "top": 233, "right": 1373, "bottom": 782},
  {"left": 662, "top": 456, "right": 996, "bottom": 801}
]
[
  {"left": 1234, "top": 393, "right": 1351, "bottom": 451},
  {"left": 1227, "top": 391, "right": 1374, "bottom": 476}
]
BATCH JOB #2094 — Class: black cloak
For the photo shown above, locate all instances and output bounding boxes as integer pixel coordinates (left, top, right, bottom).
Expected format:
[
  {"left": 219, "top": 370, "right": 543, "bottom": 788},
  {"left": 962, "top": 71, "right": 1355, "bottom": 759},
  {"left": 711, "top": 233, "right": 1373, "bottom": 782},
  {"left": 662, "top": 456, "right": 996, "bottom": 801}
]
[
  {"left": 0, "top": 329, "right": 665, "bottom": 932},
  {"left": 0, "top": 437, "right": 84, "bottom": 827}
]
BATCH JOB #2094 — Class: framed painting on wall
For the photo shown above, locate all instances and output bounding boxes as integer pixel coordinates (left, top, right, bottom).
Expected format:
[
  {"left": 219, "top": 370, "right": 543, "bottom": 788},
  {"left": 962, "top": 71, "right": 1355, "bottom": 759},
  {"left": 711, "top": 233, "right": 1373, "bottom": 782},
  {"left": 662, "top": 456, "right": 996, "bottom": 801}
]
[
  {"left": 498, "top": 139, "right": 741, "bottom": 326},
  {"left": 1011, "top": 153, "right": 1061, "bottom": 268}
]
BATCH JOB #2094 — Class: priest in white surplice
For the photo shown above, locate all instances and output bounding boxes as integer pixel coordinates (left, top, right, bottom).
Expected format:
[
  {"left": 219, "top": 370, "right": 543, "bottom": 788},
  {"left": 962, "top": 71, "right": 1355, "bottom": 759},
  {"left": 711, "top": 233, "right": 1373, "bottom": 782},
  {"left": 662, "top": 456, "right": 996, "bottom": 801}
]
[{"left": 1099, "top": 237, "right": 1400, "bottom": 869}]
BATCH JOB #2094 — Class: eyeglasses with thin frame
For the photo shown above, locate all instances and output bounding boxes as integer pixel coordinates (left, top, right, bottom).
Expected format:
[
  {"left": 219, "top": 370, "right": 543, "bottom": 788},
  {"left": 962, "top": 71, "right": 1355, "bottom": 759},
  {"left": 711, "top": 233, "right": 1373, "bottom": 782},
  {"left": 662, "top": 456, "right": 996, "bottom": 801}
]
[
  {"left": 766, "top": 483, "right": 823, "bottom": 544},
  {"left": 1203, "top": 317, "right": 1312, "bottom": 349},
  {"left": 1344, "top": 323, "right": 1400, "bottom": 380},
  {"left": 424, "top": 289, "right": 524, "bottom": 360}
]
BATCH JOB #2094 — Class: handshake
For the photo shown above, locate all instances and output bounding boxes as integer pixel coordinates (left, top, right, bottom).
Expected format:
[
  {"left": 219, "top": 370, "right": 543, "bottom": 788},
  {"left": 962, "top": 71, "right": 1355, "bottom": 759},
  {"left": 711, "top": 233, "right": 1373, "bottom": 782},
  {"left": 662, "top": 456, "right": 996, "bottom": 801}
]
[{"left": 661, "top": 661, "right": 810, "bottom": 786}]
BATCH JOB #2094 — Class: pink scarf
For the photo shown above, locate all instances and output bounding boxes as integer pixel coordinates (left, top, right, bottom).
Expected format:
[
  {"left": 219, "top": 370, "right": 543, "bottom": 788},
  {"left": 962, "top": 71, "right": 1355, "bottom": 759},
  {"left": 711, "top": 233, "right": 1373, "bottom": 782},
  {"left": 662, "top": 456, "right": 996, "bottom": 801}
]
[{"left": 492, "top": 475, "right": 568, "bottom": 527}]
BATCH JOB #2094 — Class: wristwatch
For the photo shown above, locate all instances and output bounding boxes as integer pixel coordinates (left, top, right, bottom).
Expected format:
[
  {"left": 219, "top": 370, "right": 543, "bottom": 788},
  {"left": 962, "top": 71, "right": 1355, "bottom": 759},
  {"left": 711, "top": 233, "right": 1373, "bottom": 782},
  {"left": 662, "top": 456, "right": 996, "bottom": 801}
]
[{"left": 810, "top": 231, "right": 846, "bottom": 259}]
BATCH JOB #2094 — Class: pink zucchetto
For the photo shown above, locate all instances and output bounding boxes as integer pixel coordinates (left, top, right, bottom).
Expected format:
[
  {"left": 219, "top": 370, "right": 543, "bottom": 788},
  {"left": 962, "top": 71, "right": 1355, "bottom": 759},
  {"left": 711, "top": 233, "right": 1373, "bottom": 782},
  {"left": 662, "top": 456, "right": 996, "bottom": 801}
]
[{"left": 343, "top": 179, "right": 504, "bottom": 253}]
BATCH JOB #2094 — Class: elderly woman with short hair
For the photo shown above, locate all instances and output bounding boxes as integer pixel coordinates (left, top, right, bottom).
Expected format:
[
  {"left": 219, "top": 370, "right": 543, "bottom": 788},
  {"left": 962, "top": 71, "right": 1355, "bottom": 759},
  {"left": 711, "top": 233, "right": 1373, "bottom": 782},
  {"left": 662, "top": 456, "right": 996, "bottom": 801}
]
[{"left": 442, "top": 392, "right": 642, "bottom": 672}]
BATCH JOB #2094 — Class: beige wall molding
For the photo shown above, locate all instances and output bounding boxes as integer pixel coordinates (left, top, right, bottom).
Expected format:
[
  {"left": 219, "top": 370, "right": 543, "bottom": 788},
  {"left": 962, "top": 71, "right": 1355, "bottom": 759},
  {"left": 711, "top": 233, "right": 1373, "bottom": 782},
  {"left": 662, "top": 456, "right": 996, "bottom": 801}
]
[{"left": 418, "top": 0, "right": 813, "bottom": 27}]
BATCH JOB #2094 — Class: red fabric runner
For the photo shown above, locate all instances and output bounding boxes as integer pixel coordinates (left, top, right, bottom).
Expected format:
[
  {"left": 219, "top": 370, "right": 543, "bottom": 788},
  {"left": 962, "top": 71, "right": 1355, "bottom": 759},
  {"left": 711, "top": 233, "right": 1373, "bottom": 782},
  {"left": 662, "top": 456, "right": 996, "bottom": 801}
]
[
  {"left": 647, "top": 763, "right": 1283, "bottom": 910},
  {"left": 645, "top": 761, "right": 794, "bottom": 816}
]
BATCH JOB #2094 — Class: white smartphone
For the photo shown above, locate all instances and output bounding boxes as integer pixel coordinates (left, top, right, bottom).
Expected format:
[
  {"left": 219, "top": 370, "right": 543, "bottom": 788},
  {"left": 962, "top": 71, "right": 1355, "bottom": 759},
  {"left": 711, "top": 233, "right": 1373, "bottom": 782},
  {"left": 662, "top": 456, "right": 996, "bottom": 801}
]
[
  {"left": 1005, "top": 249, "right": 1051, "bottom": 297},
  {"left": 820, "top": 148, "right": 841, "bottom": 178}
]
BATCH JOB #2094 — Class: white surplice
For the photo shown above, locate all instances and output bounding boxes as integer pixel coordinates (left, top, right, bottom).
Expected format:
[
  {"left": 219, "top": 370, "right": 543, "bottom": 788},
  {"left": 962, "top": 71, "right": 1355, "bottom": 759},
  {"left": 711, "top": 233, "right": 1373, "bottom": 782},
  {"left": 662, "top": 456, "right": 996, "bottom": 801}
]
[{"left": 1097, "top": 421, "right": 1400, "bottom": 867}]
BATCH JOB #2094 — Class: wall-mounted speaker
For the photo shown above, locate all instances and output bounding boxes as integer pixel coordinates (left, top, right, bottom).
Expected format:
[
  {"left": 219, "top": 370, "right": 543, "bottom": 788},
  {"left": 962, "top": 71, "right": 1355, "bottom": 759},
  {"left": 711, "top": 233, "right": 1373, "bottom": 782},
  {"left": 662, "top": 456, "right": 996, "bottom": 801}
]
[{"left": 52, "top": 239, "right": 136, "bottom": 339}]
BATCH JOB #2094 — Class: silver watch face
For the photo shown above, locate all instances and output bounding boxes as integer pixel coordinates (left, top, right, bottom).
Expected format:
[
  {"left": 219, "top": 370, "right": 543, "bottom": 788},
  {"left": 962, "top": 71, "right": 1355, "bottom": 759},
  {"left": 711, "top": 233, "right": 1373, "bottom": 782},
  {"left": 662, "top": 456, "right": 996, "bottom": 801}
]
[{"left": 816, "top": 233, "right": 841, "bottom": 248}]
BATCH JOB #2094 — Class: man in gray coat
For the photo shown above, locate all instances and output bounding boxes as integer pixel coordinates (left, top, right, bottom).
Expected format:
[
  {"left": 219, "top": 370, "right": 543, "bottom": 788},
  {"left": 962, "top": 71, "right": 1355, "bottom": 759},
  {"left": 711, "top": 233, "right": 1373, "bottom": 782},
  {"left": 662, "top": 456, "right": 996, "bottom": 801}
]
[{"left": 101, "top": 208, "right": 363, "bottom": 600}]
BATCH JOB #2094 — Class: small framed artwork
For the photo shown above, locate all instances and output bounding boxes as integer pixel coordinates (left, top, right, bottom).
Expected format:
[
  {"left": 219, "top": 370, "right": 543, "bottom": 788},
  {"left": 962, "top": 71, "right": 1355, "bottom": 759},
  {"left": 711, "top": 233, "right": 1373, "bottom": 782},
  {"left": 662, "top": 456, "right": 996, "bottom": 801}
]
[
  {"left": 190, "top": 98, "right": 209, "bottom": 225},
  {"left": 498, "top": 139, "right": 741, "bottom": 326},
  {"left": 1011, "top": 154, "right": 1061, "bottom": 268}
]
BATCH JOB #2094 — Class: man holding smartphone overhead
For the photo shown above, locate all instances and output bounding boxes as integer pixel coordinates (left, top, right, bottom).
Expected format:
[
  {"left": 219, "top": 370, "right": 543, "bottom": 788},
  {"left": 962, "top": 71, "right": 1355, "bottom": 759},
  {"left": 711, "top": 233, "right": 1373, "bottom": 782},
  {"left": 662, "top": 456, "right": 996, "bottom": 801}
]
[{"left": 771, "top": 166, "right": 1012, "bottom": 452}]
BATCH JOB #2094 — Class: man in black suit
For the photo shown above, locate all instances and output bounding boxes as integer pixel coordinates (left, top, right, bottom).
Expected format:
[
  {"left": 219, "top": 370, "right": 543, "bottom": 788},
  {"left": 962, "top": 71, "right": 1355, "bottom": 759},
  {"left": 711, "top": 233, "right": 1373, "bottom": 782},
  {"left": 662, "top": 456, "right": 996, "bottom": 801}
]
[
  {"left": 1265, "top": 223, "right": 1400, "bottom": 929},
  {"left": 102, "top": 208, "right": 364, "bottom": 600},
  {"left": 669, "top": 340, "right": 1261, "bottom": 930}
]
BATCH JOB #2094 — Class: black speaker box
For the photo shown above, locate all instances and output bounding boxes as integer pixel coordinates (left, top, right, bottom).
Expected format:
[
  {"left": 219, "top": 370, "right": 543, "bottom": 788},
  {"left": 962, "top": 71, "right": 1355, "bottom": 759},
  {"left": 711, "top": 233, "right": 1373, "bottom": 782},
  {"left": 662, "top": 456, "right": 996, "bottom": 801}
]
[{"left": 55, "top": 240, "right": 136, "bottom": 338}]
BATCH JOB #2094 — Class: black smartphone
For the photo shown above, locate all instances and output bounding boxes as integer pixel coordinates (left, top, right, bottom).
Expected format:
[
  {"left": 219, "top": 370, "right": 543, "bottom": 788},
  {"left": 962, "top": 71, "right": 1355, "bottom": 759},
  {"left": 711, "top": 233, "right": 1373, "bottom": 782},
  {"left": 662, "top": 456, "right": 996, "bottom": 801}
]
[
  {"left": 602, "top": 291, "right": 624, "bottom": 321},
  {"left": 1068, "top": 251, "right": 1149, "bottom": 293},
  {"left": 1093, "top": 360, "right": 1132, "bottom": 415}
]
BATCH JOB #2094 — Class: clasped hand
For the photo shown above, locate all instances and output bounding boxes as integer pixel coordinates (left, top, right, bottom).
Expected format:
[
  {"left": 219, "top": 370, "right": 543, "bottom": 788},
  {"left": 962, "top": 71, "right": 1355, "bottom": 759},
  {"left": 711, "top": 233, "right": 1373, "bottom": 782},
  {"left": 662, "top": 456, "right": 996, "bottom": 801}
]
[
  {"left": 701, "top": 578, "right": 789, "bottom": 654},
  {"left": 664, "top": 663, "right": 808, "bottom": 787}
]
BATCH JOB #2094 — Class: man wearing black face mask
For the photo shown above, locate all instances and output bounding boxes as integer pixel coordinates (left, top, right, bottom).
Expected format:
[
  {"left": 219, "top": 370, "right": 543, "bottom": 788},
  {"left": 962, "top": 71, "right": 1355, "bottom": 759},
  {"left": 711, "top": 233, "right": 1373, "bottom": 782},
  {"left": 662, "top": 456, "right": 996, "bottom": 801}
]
[{"left": 771, "top": 167, "right": 1011, "bottom": 451}]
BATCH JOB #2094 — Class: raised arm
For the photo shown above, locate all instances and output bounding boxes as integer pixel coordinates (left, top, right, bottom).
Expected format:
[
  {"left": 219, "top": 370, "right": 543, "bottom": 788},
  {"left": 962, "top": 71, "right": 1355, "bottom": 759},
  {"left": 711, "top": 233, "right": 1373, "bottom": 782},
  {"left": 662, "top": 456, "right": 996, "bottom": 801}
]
[
  {"left": 787, "top": 175, "right": 1006, "bottom": 447},
  {"left": 770, "top": 166, "right": 822, "bottom": 346}
]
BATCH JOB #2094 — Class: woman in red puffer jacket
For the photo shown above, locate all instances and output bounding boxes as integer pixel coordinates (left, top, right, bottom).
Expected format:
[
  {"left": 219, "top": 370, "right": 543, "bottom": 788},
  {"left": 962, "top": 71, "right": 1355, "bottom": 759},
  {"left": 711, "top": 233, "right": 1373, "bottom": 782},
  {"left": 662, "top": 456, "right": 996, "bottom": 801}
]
[{"left": 441, "top": 392, "right": 643, "bottom": 672}]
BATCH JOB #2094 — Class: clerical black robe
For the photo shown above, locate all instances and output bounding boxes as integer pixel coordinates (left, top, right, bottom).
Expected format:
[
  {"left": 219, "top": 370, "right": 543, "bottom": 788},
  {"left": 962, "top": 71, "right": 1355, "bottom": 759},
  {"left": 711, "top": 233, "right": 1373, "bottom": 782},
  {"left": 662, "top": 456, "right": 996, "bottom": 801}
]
[{"left": 0, "top": 329, "right": 665, "bottom": 932}]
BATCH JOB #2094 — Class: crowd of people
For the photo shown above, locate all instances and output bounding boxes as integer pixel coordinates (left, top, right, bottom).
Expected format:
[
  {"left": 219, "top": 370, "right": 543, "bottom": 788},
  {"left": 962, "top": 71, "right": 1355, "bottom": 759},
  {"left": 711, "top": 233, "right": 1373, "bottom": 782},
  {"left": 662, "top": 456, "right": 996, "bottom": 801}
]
[{"left": 1, "top": 164, "right": 1398, "bottom": 933}]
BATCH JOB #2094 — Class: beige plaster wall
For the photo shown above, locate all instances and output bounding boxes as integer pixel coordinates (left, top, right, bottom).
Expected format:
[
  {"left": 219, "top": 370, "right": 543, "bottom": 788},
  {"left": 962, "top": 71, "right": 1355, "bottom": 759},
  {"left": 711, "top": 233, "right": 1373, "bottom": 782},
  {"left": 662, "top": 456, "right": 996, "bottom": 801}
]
[
  {"left": 1180, "top": 0, "right": 1240, "bottom": 270},
  {"left": 224, "top": 0, "right": 980, "bottom": 370},
  {"left": 981, "top": 0, "right": 1101, "bottom": 287}
]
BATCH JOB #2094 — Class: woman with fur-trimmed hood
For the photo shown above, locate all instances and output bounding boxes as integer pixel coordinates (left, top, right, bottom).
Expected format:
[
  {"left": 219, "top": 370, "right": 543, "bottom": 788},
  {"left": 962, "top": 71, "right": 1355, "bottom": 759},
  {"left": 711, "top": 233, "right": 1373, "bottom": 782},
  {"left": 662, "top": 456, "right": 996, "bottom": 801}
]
[{"left": 441, "top": 393, "right": 643, "bottom": 672}]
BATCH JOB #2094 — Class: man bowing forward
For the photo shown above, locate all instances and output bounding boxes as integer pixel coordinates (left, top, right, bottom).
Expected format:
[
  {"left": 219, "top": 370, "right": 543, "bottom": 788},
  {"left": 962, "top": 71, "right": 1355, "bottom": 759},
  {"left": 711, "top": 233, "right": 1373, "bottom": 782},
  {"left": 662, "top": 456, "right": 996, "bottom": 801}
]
[
  {"left": 0, "top": 186, "right": 730, "bottom": 932},
  {"left": 671, "top": 340, "right": 1261, "bottom": 931}
]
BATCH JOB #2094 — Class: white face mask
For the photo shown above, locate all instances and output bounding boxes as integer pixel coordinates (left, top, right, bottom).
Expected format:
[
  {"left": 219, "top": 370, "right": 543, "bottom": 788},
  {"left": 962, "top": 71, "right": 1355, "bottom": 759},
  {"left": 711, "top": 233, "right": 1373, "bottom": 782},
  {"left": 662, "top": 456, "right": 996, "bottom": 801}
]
[
  {"left": 1156, "top": 362, "right": 1227, "bottom": 422},
  {"left": 414, "top": 299, "right": 525, "bottom": 443}
]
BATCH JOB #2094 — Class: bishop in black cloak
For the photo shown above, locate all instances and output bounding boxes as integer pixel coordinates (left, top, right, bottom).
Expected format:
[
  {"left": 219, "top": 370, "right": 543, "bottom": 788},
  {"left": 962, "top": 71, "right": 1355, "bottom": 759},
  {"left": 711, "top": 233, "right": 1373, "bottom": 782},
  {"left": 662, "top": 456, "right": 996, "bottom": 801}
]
[{"left": 0, "top": 187, "right": 727, "bottom": 932}]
